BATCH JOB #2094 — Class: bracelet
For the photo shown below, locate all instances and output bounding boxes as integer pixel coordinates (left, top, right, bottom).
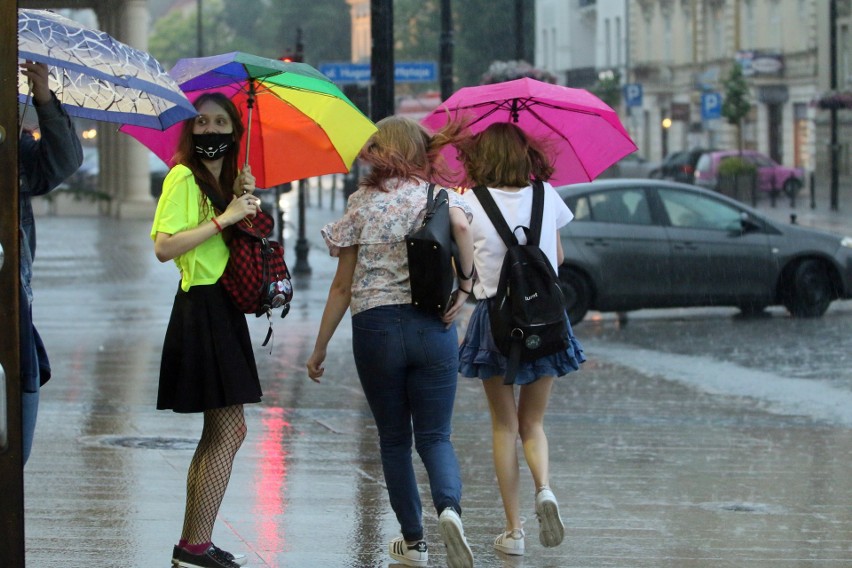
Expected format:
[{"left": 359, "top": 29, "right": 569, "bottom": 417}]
[
  {"left": 211, "top": 217, "right": 223, "bottom": 233},
  {"left": 458, "top": 287, "right": 471, "bottom": 295}
]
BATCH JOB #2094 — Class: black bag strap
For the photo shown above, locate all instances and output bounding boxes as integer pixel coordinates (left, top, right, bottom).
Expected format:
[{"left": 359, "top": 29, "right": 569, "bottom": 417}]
[
  {"left": 420, "top": 182, "right": 474, "bottom": 282},
  {"left": 195, "top": 176, "right": 230, "bottom": 213},
  {"left": 422, "top": 183, "right": 442, "bottom": 219},
  {"left": 473, "top": 180, "right": 545, "bottom": 248}
]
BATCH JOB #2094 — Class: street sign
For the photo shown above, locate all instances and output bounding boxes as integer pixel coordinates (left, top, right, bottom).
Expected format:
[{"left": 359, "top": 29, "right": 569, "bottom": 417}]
[
  {"left": 394, "top": 61, "right": 437, "bottom": 83},
  {"left": 624, "top": 83, "right": 643, "bottom": 107},
  {"left": 318, "top": 62, "right": 371, "bottom": 84},
  {"left": 319, "top": 61, "right": 438, "bottom": 85},
  {"left": 701, "top": 92, "right": 722, "bottom": 120}
]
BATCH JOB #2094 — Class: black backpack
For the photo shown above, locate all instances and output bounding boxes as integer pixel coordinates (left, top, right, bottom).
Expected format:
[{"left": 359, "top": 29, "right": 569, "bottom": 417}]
[{"left": 473, "top": 182, "right": 569, "bottom": 385}]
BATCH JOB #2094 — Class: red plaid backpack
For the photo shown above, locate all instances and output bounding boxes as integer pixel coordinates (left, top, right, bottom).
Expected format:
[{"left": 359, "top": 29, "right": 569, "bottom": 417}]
[{"left": 196, "top": 178, "right": 293, "bottom": 345}]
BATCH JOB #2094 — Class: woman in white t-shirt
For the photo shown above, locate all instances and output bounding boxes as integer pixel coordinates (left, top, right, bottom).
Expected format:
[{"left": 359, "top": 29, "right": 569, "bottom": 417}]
[{"left": 456, "top": 122, "right": 585, "bottom": 557}]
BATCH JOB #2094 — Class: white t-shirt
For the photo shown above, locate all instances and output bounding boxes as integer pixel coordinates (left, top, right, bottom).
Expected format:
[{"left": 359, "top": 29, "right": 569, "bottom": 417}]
[{"left": 464, "top": 182, "right": 574, "bottom": 299}]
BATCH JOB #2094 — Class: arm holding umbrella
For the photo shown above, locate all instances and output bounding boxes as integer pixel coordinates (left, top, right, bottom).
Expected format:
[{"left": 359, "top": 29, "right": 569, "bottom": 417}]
[
  {"left": 154, "top": 181, "right": 260, "bottom": 263},
  {"left": 19, "top": 61, "right": 83, "bottom": 197}
]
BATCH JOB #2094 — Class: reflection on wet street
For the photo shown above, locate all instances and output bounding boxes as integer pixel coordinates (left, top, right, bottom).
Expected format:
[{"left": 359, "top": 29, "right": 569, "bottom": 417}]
[{"left": 24, "top": 216, "right": 852, "bottom": 567}]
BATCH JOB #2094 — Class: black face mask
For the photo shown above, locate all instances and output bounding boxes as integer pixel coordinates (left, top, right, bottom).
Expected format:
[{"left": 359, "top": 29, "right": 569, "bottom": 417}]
[{"left": 192, "top": 133, "right": 234, "bottom": 161}]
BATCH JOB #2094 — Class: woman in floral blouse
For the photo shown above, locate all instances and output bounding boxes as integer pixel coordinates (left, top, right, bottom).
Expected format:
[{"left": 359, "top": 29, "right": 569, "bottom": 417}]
[{"left": 306, "top": 116, "right": 475, "bottom": 568}]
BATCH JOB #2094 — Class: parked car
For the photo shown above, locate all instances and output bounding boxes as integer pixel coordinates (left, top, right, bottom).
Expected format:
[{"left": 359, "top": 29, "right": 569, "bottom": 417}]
[
  {"left": 694, "top": 149, "right": 805, "bottom": 197},
  {"left": 597, "top": 152, "right": 660, "bottom": 179},
  {"left": 650, "top": 147, "right": 716, "bottom": 183},
  {"left": 556, "top": 179, "right": 852, "bottom": 324}
]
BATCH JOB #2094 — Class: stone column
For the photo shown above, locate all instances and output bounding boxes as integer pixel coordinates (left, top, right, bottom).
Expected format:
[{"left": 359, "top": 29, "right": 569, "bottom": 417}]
[{"left": 115, "top": 0, "right": 155, "bottom": 219}]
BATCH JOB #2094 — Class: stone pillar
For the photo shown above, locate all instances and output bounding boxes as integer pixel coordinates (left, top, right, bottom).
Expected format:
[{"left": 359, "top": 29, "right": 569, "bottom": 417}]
[
  {"left": 118, "top": 0, "right": 155, "bottom": 219},
  {"left": 109, "top": 0, "right": 156, "bottom": 219}
]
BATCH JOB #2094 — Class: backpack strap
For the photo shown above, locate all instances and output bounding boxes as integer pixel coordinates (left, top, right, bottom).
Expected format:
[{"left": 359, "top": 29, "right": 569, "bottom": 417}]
[
  {"left": 472, "top": 185, "right": 518, "bottom": 247},
  {"left": 195, "top": 176, "right": 230, "bottom": 213},
  {"left": 527, "top": 180, "right": 545, "bottom": 247},
  {"left": 473, "top": 181, "right": 546, "bottom": 247}
]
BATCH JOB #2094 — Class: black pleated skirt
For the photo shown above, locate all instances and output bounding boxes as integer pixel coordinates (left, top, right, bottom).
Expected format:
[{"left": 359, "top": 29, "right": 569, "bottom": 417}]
[{"left": 157, "top": 282, "right": 262, "bottom": 413}]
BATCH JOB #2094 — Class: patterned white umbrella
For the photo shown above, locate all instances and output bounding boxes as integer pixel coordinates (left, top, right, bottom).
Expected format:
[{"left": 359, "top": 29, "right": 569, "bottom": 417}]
[{"left": 17, "top": 9, "right": 196, "bottom": 129}]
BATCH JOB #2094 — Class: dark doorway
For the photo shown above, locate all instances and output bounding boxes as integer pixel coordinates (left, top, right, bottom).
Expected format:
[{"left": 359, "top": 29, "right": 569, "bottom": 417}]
[{"left": 767, "top": 103, "right": 783, "bottom": 164}]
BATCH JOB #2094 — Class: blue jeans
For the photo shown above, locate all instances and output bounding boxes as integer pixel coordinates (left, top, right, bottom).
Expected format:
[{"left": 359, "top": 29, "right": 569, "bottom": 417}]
[
  {"left": 22, "top": 389, "right": 39, "bottom": 465},
  {"left": 352, "top": 304, "right": 463, "bottom": 542}
]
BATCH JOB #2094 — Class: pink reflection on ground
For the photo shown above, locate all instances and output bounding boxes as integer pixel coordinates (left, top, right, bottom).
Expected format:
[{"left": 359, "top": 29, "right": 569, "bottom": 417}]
[{"left": 253, "top": 407, "right": 290, "bottom": 556}]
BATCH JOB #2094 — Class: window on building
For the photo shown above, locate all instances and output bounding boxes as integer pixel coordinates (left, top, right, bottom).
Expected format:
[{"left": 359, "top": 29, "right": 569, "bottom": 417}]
[
  {"left": 605, "top": 19, "right": 611, "bottom": 68},
  {"left": 842, "top": 22, "right": 852, "bottom": 88},
  {"left": 615, "top": 17, "right": 622, "bottom": 67},
  {"left": 683, "top": 4, "right": 693, "bottom": 61},
  {"left": 712, "top": 7, "right": 723, "bottom": 59},
  {"left": 744, "top": 0, "right": 754, "bottom": 50},
  {"left": 664, "top": 13, "right": 672, "bottom": 61},
  {"left": 644, "top": 13, "right": 652, "bottom": 61},
  {"left": 769, "top": 0, "right": 782, "bottom": 50}
]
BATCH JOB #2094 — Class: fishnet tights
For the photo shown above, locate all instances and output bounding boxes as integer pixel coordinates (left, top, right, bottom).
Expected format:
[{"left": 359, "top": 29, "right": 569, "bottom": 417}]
[{"left": 181, "top": 405, "right": 247, "bottom": 544}]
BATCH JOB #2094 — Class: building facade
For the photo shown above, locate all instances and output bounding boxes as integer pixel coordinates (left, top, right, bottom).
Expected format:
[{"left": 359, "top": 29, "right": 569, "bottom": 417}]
[{"left": 535, "top": 0, "right": 851, "bottom": 178}]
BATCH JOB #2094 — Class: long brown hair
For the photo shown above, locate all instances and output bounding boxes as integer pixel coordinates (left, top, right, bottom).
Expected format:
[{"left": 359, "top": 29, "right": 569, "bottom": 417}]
[
  {"left": 359, "top": 115, "right": 466, "bottom": 190},
  {"left": 457, "top": 122, "right": 554, "bottom": 188},
  {"left": 173, "top": 92, "right": 245, "bottom": 214}
]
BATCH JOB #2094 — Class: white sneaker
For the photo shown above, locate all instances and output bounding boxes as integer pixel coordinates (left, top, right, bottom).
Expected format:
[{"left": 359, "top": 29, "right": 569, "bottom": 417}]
[
  {"left": 438, "top": 508, "right": 474, "bottom": 568},
  {"left": 535, "top": 488, "right": 565, "bottom": 547},
  {"left": 389, "top": 537, "right": 428, "bottom": 567},
  {"left": 494, "top": 528, "right": 525, "bottom": 555}
]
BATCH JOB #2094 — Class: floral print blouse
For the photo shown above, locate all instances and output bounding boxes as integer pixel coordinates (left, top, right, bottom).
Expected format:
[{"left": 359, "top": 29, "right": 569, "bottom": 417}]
[{"left": 321, "top": 178, "right": 473, "bottom": 316}]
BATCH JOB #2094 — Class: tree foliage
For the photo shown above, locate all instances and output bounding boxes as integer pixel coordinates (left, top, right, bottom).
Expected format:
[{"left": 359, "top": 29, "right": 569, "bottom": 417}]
[
  {"left": 394, "top": 0, "right": 535, "bottom": 89},
  {"left": 148, "top": 0, "right": 535, "bottom": 96},
  {"left": 148, "top": 0, "right": 350, "bottom": 69},
  {"left": 722, "top": 63, "right": 751, "bottom": 152},
  {"left": 590, "top": 70, "right": 622, "bottom": 109}
]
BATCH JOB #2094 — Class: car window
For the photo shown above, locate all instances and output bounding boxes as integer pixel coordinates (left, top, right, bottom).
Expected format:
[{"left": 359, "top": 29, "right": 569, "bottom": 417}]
[
  {"left": 587, "top": 189, "right": 652, "bottom": 225},
  {"left": 566, "top": 195, "right": 591, "bottom": 221},
  {"left": 658, "top": 188, "right": 742, "bottom": 231},
  {"left": 695, "top": 154, "right": 711, "bottom": 173},
  {"left": 669, "top": 151, "right": 691, "bottom": 165},
  {"left": 624, "top": 189, "right": 653, "bottom": 224},
  {"left": 750, "top": 154, "right": 775, "bottom": 167}
]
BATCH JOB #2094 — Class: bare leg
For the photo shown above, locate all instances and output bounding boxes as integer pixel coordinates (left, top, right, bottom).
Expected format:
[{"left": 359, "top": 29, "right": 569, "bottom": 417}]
[
  {"left": 517, "top": 376, "right": 554, "bottom": 491},
  {"left": 181, "top": 405, "right": 247, "bottom": 544},
  {"left": 482, "top": 376, "right": 523, "bottom": 532}
]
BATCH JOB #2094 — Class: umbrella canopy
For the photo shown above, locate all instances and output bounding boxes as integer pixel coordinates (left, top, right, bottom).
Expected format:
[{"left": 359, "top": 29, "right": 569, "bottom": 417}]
[
  {"left": 421, "top": 78, "right": 638, "bottom": 186},
  {"left": 18, "top": 9, "right": 196, "bottom": 129},
  {"left": 121, "top": 51, "right": 377, "bottom": 188}
]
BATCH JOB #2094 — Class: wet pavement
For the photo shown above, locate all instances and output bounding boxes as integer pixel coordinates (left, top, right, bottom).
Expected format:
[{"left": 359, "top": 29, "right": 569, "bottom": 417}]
[{"left": 22, "top": 184, "right": 852, "bottom": 567}]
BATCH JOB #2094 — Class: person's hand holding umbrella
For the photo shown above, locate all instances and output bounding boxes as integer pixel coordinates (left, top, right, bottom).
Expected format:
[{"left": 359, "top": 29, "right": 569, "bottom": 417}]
[
  {"left": 19, "top": 61, "right": 50, "bottom": 105},
  {"left": 233, "top": 164, "right": 256, "bottom": 196}
]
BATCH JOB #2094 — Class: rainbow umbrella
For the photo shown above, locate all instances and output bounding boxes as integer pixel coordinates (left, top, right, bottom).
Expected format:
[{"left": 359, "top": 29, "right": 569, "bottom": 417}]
[{"left": 121, "top": 51, "right": 376, "bottom": 188}]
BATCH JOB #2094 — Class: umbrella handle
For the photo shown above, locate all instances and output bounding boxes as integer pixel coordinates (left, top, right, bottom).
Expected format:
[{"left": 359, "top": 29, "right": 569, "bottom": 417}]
[
  {"left": 244, "top": 81, "right": 256, "bottom": 170},
  {"left": 244, "top": 101, "right": 252, "bottom": 170}
]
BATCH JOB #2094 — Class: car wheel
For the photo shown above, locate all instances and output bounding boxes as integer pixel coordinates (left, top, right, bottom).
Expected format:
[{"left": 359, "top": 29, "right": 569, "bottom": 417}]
[
  {"left": 559, "top": 265, "right": 591, "bottom": 325},
  {"left": 782, "top": 177, "right": 803, "bottom": 198},
  {"left": 782, "top": 259, "right": 833, "bottom": 318}
]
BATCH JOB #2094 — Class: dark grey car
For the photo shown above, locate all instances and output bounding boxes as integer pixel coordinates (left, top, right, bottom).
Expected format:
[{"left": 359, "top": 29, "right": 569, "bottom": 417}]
[{"left": 557, "top": 180, "right": 852, "bottom": 324}]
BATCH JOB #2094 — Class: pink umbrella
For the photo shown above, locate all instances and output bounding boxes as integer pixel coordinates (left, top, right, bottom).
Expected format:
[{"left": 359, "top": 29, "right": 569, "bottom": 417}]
[{"left": 421, "top": 77, "right": 638, "bottom": 186}]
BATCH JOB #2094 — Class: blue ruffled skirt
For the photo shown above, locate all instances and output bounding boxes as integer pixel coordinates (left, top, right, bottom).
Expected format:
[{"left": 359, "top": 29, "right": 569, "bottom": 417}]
[{"left": 459, "top": 300, "right": 586, "bottom": 385}]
